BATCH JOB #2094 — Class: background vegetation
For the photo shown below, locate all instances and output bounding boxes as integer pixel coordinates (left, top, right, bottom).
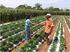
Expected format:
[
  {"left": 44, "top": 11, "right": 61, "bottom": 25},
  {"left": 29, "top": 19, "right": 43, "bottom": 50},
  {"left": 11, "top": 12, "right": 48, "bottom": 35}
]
[{"left": 0, "top": 3, "right": 70, "bottom": 23}]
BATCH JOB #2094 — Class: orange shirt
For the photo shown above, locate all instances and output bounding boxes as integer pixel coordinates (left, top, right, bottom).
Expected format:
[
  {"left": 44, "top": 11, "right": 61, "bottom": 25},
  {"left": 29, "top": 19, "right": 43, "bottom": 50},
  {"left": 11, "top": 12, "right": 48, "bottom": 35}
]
[{"left": 44, "top": 20, "right": 54, "bottom": 33}]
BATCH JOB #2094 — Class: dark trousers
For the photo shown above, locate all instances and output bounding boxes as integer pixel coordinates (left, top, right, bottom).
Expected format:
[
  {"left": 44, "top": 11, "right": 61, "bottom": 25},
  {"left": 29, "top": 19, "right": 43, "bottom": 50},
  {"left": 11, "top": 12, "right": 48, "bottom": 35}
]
[
  {"left": 44, "top": 32, "right": 50, "bottom": 38},
  {"left": 44, "top": 32, "right": 50, "bottom": 41}
]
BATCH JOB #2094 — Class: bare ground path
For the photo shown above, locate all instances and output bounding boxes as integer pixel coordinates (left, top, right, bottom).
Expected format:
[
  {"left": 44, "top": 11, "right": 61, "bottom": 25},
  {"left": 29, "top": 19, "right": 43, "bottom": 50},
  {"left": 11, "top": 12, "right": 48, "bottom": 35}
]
[
  {"left": 63, "top": 16, "right": 70, "bottom": 52},
  {"left": 37, "top": 41, "right": 49, "bottom": 52},
  {"left": 64, "top": 23, "right": 70, "bottom": 52}
]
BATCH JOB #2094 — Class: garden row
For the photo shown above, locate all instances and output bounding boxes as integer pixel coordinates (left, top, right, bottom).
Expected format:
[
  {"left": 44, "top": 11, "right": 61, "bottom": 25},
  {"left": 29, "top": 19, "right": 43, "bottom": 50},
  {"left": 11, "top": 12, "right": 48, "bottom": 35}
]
[
  {"left": 0, "top": 15, "right": 57, "bottom": 40},
  {"left": 0, "top": 16, "right": 46, "bottom": 52},
  {"left": 14, "top": 15, "right": 59, "bottom": 52},
  {"left": 48, "top": 23, "right": 65, "bottom": 52},
  {"left": 0, "top": 15, "right": 58, "bottom": 52},
  {"left": 0, "top": 16, "right": 45, "bottom": 39},
  {"left": 20, "top": 27, "right": 45, "bottom": 52},
  {"left": 0, "top": 25, "right": 44, "bottom": 52}
]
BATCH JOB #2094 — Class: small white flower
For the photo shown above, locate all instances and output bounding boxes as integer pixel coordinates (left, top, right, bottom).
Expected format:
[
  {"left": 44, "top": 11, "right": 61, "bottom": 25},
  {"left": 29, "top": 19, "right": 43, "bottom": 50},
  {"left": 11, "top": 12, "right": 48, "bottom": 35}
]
[
  {"left": 36, "top": 45, "right": 39, "bottom": 49},
  {"left": 2, "top": 39, "right": 6, "bottom": 41},
  {"left": 33, "top": 50, "right": 36, "bottom": 52},
  {"left": 13, "top": 44, "right": 17, "bottom": 47},
  {"left": 0, "top": 36, "right": 3, "bottom": 39},
  {"left": 38, "top": 42, "right": 42, "bottom": 45},
  {"left": 42, "top": 39, "right": 44, "bottom": 42}
]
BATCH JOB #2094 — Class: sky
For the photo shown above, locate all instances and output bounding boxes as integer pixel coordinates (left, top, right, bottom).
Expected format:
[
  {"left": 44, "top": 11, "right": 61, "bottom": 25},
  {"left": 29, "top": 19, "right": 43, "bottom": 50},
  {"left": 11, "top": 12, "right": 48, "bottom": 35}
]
[{"left": 0, "top": 0, "right": 70, "bottom": 9}]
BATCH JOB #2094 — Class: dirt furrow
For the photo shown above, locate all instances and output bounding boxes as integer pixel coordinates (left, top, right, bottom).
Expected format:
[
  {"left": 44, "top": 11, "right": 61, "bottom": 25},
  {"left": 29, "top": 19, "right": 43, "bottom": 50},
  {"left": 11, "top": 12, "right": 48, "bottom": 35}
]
[
  {"left": 64, "top": 23, "right": 70, "bottom": 52},
  {"left": 63, "top": 16, "right": 70, "bottom": 52}
]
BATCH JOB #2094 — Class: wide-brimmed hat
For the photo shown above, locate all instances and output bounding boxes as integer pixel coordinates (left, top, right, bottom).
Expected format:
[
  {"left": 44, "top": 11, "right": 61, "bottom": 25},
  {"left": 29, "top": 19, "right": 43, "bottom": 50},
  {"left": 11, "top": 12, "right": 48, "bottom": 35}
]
[{"left": 46, "top": 13, "right": 51, "bottom": 16}]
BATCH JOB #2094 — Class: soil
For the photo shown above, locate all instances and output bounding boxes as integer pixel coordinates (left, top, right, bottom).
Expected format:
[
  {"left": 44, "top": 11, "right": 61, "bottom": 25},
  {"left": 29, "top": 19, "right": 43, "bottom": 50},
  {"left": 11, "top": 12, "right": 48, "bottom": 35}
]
[
  {"left": 63, "top": 16, "right": 70, "bottom": 52},
  {"left": 64, "top": 23, "right": 70, "bottom": 52}
]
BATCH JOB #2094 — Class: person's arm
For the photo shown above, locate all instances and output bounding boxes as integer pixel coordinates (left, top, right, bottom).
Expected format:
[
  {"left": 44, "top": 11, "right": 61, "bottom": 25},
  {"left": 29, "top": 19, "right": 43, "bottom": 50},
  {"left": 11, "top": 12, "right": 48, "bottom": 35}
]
[
  {"left": 31, "top": 21, "right": 46, "bottom": 26},
  {"left": 39, "top": 21, "right": 46, "bottom": 26},
  {"left": 31, "top": 22, "right": 37, "bottom": 25}
]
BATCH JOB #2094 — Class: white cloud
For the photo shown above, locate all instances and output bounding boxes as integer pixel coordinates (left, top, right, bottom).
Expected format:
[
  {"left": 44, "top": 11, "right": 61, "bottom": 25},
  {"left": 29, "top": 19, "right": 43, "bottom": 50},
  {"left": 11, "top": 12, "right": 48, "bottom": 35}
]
[{"left": 0, "top": 0, "right": 70, "bottom": 9}]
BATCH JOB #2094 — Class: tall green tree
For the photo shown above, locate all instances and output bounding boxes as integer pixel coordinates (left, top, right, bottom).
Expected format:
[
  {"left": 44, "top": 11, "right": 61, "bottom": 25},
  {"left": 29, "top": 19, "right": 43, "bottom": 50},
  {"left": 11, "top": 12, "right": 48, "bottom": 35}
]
[
  {"left": 48, "top": 6, "right": 54, "bottom": 11},
  {"left": 0, "top": 5, "right": 6, "bottom": 9},
  {"left": 65, "top": 9, "right": 70, "bottom": 11},
  {"left": 16, "top": 4, "right": 28, "bottom": 9},
  {"left": 35, "top": 3, "right": 42, "bottom": 10}
]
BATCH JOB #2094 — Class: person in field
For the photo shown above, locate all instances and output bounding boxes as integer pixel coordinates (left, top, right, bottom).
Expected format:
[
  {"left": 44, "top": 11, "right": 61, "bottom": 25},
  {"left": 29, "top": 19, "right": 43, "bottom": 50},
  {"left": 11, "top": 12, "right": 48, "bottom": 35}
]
[
  {"left": 25, "top": 15, "right": 31, "bottom": 41},
  {"left": 25, "top": 15, "right": 36, "bottom": 41},
  {"left": 43, "top": 14, "right": 54, "bottom": 44}
]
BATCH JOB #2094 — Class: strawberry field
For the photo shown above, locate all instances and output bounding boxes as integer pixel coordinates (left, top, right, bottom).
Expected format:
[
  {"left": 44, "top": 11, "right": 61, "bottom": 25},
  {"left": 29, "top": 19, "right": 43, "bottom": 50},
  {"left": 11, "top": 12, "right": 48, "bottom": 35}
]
[{"left": 0, "top": 15, "right": 70, "bottom": 52}]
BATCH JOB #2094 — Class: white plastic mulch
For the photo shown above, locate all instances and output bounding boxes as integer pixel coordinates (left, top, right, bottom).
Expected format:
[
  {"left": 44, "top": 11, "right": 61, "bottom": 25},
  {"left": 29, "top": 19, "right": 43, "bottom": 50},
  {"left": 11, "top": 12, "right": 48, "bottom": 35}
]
[{"left": 47, "top": 23, "right": 61, "bottom": 52}]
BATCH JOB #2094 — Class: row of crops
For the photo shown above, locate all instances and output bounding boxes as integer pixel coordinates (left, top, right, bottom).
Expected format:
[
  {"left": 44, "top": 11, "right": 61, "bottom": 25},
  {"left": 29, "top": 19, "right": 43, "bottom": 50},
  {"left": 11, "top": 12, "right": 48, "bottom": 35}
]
[
  {"left": 14, "top": 16, "right": 59, "bottom": 52},
  {"left": 0, "top": 15, "right": 58, "bottom": 52},
  {"left": 0, "top": 16, "right": 45, "bottom": 39},
  {"left": 16, "top": 17, "right": 65, "bottom": 52},
  {"left": 20, "top": 27, "right": 44, "bottom": 52},
  {"left": 0, "top": 16, "right": 46, "bottom": 52},
  {"left": 48, "top": 23, "right": 65, "bottom": 52},
  {"left": 18, "top": 16, "right": 59, "bottom": 52}
]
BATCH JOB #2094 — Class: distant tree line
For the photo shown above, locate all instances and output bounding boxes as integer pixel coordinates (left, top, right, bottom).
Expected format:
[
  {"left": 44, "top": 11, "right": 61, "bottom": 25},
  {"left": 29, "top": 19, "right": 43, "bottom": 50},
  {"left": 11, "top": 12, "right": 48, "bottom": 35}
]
[{"left": 0, "top": 3, "right": 70, "bottom": 23}]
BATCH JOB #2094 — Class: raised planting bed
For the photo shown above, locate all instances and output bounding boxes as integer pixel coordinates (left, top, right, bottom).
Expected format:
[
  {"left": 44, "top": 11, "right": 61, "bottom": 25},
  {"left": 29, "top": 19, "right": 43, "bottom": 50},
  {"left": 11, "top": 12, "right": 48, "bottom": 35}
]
[
  {"left": 48, "top": 23, "right": 65, "bottom": 52},
  {"left": 0, "top": 25, "right": 43, "bottom": 52},
  {"left": 0, "top": 15, "right": 58, "bottom": 52},
  {"left": 20, "top": 28, "right": 45, "bottom": 52},
  {"left": 0, "top": 16, "right": 45, "bottom": 39}
]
